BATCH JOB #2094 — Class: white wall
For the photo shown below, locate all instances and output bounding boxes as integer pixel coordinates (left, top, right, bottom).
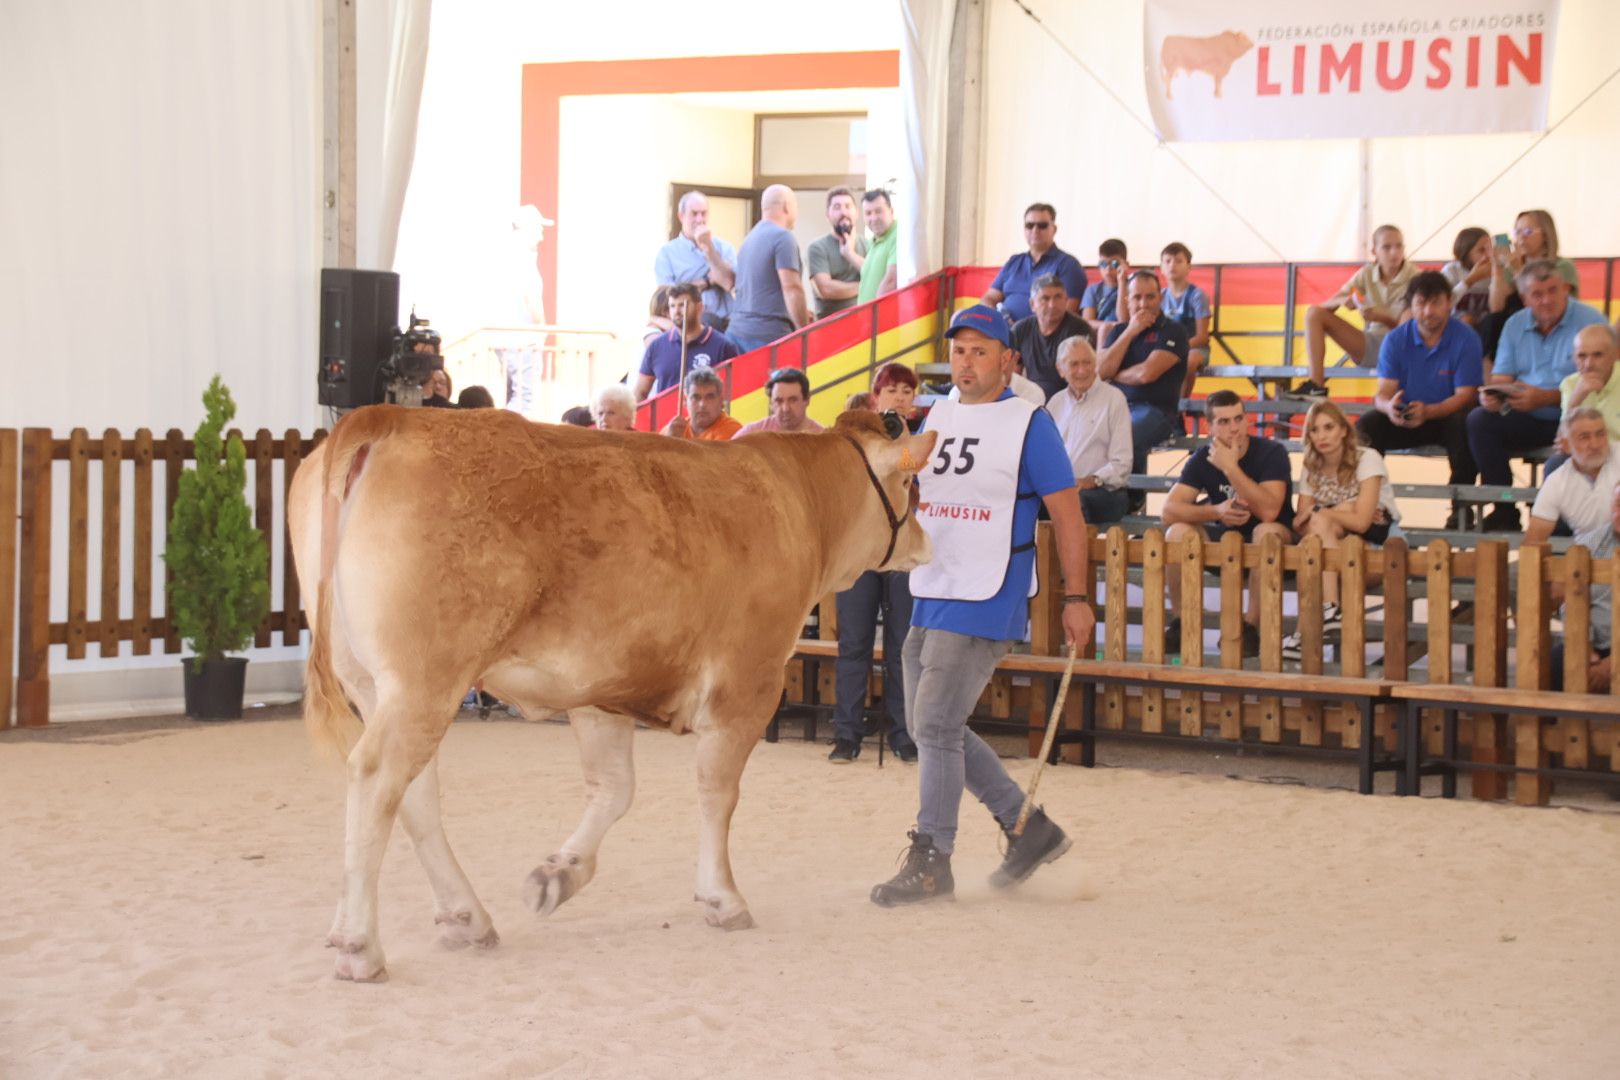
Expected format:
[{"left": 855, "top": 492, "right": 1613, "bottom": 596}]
[
  {"left": 979, "top": 0, "right": 1620, "bottom": 266},
  {"left": 393, "top": 0, "right": 903, "bottom": 346},
  {"left": 0, "top": 0, "right": 323, "bottom": 437}
]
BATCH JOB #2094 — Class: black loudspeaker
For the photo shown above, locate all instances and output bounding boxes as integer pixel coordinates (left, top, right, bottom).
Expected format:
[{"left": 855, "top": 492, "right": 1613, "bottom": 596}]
[{"left": 318, "top": 268, "right": 401, "bottom": 408}]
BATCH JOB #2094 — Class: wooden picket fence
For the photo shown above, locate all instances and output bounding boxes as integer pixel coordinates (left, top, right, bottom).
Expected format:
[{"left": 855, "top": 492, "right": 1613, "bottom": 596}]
[
  {"left": 1, "top": 427, "right": 324, "bottom": 727},
  {"left": 785, "top": 523, "right": 1620, "bottom": 804}
]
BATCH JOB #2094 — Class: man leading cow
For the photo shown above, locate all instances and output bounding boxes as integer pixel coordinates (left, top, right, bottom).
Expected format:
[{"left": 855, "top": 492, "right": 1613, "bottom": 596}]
[{"left": 870, "top": 304, "right": 1095, "bottom": 908}]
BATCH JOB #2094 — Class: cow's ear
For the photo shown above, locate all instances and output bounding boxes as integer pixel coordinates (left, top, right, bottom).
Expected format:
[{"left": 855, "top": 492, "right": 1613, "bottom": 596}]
[{"left": 887, "top": 428, "right": 937, "bottom": 474}]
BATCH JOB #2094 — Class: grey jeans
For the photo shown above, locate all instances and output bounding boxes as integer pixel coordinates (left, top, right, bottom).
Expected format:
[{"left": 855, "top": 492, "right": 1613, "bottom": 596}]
[{"left": 902, "top": 626, "right": 1026, "bottom": 855}]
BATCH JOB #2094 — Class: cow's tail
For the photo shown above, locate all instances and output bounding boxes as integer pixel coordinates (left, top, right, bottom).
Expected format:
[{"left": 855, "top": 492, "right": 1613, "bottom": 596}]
[{"left": 304, "top": 410, "right": 391, "bottom": 760}]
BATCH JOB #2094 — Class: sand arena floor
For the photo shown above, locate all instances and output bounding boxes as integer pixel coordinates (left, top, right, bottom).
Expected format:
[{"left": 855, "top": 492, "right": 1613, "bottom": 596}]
[{"left": 2, "top": 709, "right": 1618, "bottom": 1079}]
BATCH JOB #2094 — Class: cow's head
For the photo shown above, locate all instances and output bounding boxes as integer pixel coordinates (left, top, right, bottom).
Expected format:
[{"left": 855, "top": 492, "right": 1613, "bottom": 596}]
[{"left": 833, "top": 409, "right": 938, "bottom": 577}]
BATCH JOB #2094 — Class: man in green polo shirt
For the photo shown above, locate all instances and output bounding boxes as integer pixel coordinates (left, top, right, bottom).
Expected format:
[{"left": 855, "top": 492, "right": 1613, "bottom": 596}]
[{"left": 857, "top": 189, "right": 898, "bottom": 303}]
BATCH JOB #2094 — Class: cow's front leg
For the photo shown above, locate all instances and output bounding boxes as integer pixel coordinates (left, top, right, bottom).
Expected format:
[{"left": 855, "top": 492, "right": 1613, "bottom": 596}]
[
  {"left": 398, "top": 755, "right": 498, "bottom": 949},
  {"left": 524, "top": 707, "right": 635, "bottom": 916},
  {"left": 330, "top": 718, "right": 438, "bottom": 982},
  {"left": 692, "top": 723, "right": 759, "bottom": 931}
]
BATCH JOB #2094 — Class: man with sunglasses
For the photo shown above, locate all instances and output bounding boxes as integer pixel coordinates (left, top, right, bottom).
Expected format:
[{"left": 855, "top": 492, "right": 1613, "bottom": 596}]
[{"left": 979, "top": 203, "right": 1087, "bottom": 324}]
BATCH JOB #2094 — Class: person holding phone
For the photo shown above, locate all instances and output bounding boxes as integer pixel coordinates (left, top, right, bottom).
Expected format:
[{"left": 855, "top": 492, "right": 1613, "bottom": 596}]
[
  {"left": 1081, "top": 238, "right": 1129, "bottom": 342},
  {"left": 1441, "top": 227, "right": 1494, "bottom": 325},
  {"left": 1356, "top": 272, "right": 1482, "bottom": 527}
]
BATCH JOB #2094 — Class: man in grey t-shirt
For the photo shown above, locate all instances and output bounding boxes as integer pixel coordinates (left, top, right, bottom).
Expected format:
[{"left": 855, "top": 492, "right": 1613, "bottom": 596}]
[
  {"left": 806, "top": 186, "right": 868, "bottom": 321},
  {"left": 726, "top": 184, "right": 811, "bottom": 353}
]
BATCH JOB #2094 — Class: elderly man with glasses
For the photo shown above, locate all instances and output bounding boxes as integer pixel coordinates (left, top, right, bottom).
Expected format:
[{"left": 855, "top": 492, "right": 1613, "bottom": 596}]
[{"left": 979, "top": 203, "right": 1087, "bottom": 324}]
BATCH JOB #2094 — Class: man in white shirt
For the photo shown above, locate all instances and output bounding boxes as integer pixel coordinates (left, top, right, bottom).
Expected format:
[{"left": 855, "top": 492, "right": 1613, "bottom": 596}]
[
  {"left": 1525, "top": 407, "right": 1620, "bottom": 544},
  {"left": 1044, "top": 337, "right": 1132, "bottom": 524}
]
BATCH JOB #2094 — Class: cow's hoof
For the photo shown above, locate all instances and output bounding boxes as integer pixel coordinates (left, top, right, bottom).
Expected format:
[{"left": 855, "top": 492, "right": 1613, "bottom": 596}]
[
  {"left": 435, "top": 909, "right": 500, "bottom": 950},
  {"left": 523, "top": 851, "right": 593, "bottom": 916},
  {"left": 332, "top": 940, "right": 387, "bottom": 982},
  {"left": 702, "top": 901, "right": 755, "bottom": 931}
]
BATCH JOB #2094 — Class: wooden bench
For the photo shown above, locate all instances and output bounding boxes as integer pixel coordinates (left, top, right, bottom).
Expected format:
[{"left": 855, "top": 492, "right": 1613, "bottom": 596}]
[
  {"left": 1393, "top": 683, "right": 1620, "bottom": 801},
  {"left": 994, "top": 654, "right": 1397, "bottom": 794}
]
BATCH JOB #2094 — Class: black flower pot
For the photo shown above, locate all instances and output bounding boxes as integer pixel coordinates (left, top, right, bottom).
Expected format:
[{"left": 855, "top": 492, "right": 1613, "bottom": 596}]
[{"left": 182, "top": 657, "right": 249, "bottom": 720}]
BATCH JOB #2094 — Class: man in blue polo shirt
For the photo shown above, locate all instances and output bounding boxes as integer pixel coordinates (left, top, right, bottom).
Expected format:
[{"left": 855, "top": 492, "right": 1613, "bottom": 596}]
[
  {"left": 869, "top": 304, "right": 1094, "bottom": 909},
  {"left": 654, "top": 191, "right": 738, "bottom": 331},
  {"left": 1467, "top": 259, "right": 1608, "bottom": 530},
  {"left": 633, "top": 284, "right": 740, "bottom": 400},
  {"left": 979, "top": 203, "right": 1087, "bottom": 324},
  {"left": 1358, "top": 271, "right": 1482, "bottom": 524}
]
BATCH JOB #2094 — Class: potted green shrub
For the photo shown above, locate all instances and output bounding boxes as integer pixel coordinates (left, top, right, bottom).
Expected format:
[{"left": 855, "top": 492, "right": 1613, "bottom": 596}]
[{"left": 164, "top": 376, "right": 270, "bottom": 719}]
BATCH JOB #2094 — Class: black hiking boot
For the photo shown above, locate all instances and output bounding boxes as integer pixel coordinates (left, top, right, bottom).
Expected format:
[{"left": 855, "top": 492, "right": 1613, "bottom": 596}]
[
  {"left": 828, "top": 739, "right": 861, "bottom": 764},
  {"left": 870, "top": 831, "right": 954, "bottom": 907},
  {"left": 990, "top": 807, "right": 1073, "bottom": 889}
]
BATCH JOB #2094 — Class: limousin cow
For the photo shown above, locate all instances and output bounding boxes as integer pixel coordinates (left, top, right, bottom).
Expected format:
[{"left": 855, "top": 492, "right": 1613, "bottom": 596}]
[
  {"left": 1159, "top": 30, "right": 1254, "bottom": 99},
  {"left": 287, "top": 404, "right": 935, "bottom": 981}
]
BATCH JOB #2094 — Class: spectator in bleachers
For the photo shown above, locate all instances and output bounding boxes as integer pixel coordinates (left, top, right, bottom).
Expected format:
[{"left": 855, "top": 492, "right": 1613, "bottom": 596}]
[
  {"left": 1487, "top": 209, "right": 1580, "bottom": 316},
  {"left": 1561, "top": 324, "right": 1620, "bottom": 441},
  {"left": 457, "top": 386, "right": 495, "bottom": 409},
  {"left": 660, "top": 367, "right": 742, "bottom": 441},
  {"left": 1098, "top": 270, "right": 1189, "bottom": 479},
  {"left": 1161, "top": 389, "right": 1293, "bottom": 658},
  {"left": 979, "top": 202, "right": 1086, "bottom": 324},
  {"left": 1081, "top": 238, "right": 1128, "bottom": 342},
  {"left": 1160, "top": 242, "right": 1213, "bottom": 402},
  {"left": 655, "top": 191, "right": 736, "bottom": 332},
  {"left": 728, "top": 185, "right": 811, "bottom": 353},
  {"left": 1282, "top": 401, "right": 1398, "bottom": 659},
  {"left": 1012, "top": 273, "right": 1092, "bottom": 400},
  {"left": 1468, "top": 260, "right": 1609, "bottom": 530},
  {"left": 1356, "top": 270, "right": 1481, "bottom": 527},
  {"left": 1293, "top": 224, "right": 1418, "bottom": 399},
  {"left": 1441, "top": 227, "right": 1493, "bottom": 326},
  {"left": 1045, "top": 337, "right": 1131, "bottom": 525},
  {"left": 592, "top": 383, "right": 636, "bottom": 431},
  {"left": 634, "top": 284, "right": 740, "bottom": 401},
  {"left": 642, "top": 285, "right": 675, "bottom": 347},
  {"left": 856, "top": 190, "right": 899, "bottom": 303},
  {"left": 1525, "top": 408, "right": 1620, "bottom": 545},
  {"left": 734, "top": 368, "right": 824, "bottom": 435},
  {"left": 846, "top": 390, "right": 875, "bottom": 412},
  {"left": 1550, "top": 482, "right": 1620, "bottom": 692},
  {"left": 871, "top": 361, "right": 920, "bottom": 428},
  {"left": 807, "top": 187, "right": 867, "bottom": 320}
]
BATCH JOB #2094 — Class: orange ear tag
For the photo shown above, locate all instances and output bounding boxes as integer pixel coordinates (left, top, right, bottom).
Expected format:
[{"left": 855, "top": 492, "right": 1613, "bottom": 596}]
[{"left": 898, "top": 448, "right": 923, "bottom": 473}]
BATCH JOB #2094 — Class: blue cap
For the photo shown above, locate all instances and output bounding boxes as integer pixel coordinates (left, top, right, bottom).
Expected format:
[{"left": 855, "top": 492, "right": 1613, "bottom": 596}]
[{"left": 944, "top": 304, "right": 1012, "bottom": 349}]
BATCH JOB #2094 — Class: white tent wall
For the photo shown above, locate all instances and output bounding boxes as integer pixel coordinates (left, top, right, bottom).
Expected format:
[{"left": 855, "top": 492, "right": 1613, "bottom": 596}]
[
  {"left": 978, "top": 0, "right": 1620, "bottom": 267},
  {"left": 0, "top": 0, "right": 419, "bottom": 720}
]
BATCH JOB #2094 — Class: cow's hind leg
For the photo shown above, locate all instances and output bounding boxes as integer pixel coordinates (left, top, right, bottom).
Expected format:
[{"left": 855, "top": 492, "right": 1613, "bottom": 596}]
[
  {"left": 398, "top": 755, "right": 499, "bottom": 950},
  {"left": 692, "top": 719, "right": 764, "bottom": 931},
  {"left": 524, "top": 706, "right": 635, "bottom": 916},
  {"left": 330, "top": 695, "right": 451, "bottom": 982}
]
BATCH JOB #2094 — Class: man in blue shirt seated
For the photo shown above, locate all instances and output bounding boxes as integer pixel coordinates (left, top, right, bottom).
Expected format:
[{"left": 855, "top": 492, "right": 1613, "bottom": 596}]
[
  {"left": 1467, "top": 259, "right": 1609, "bottom": 531},
  {"left": 634, "top": 284, "right": 740, "bottom": 400},
  {"left": 1357, "top": 270, "right": 1482, "bottom": 528},
  {"left": 1160, "top": 389, "right": 1293, "bottom": 658},
  {"left": 869, "top": 304, "right": 1094, "bottom": 909},
  {"left": 979, "top": 203, "right": 1087, "bottom": 325},
  {"left": 654, "top": 190, "right": 737, "bottom": 331}
]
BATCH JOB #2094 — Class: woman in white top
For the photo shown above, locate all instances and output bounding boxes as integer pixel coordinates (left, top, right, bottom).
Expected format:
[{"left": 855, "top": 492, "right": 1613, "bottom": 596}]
[{"left": 1289, "top": 400, "right": 1399, "bottom": 646}]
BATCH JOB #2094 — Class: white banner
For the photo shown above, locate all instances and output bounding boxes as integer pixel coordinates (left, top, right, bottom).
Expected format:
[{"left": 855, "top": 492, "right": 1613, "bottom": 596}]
[{"left": 1143, "top": 1, "right": 1559, "bottom": 142}]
